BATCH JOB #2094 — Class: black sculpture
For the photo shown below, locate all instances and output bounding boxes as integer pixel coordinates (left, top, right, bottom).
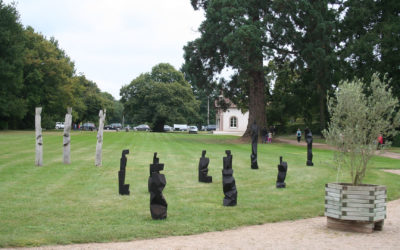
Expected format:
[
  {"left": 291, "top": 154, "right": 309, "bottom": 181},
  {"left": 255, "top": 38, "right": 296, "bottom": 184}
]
[
  {"left": 198, "top": 150, "right": 212, "bottom": 183},
  {"left": 222, "top": 150, "right": 237, "bottom": 206},
  {"left": 118, "top": 149, "right": 130, "bottom": 195},
  {"left": 148, "top": 152, "right": 167, "bottom": 219},
  {"left": 251, "top": 121, "right": 259, "bottom": 169},
  {"left": 276, "top": 156, "right": 288, "bottom": 188},
  {"left": 305, "top": 128, "right": 314, "bottom": 166}
]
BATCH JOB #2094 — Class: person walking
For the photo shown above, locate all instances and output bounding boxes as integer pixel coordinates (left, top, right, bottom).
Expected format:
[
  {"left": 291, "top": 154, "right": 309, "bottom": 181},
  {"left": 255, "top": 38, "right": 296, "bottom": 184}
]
[
  {"left": 268, "top": 131, "right": 272, "bottom": 144},
  {"left": 261, "top": 126, "right": 268, "bottom": 144},
  {"left": 296, "top": 128, "right": 302, "bottom": 143}
]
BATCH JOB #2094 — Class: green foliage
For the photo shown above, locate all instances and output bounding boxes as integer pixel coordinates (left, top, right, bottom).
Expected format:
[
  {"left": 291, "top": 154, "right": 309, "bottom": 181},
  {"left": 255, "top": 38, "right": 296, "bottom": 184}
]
[
  {"left": 323, "top": 73, "right": 400, "bottom": 185},
  {"left": 120, "top": 63, "right": 200, "bottom": 131},
  {"left": 183, "top": 0, "right": 269, "bottom": 134},
  {"left": 339, "top": 0, "right": 400, "bottom": 98},
  {"left": 21, "top": 27, "right": 76, "bottom": 129},
  {"left": 0, "top": 1, "right": 26, "bottom": 129},
  {"left": 1, "top": 131, "right": 400, "bottom": 247}
]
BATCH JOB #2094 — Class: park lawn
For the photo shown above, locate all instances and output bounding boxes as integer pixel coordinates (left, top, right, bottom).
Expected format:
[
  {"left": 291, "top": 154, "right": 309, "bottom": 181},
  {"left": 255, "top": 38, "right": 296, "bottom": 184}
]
[{"left": 0, "top": 131, "right": 399, "bottom": 247}]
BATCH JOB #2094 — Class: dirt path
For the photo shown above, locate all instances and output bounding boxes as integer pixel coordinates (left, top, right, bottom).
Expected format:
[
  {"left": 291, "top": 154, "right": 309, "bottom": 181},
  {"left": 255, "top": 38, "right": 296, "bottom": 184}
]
[{"left": 275, "top": 138, "right": 400, "bottom": 160}]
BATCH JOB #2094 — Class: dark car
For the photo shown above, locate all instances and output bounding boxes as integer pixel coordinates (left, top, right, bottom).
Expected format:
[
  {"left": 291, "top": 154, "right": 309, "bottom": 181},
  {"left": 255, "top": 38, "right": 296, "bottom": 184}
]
[
  {"left": 110, "top": 123, "right": 122, "bottom": 130},
  {"left": 206, "top": 124, "right": 216, "bottom": 131},
  {"left": 82, "top": 122, "right": 96, "bottom": 131},
  {"left": 134, "top": 124, "right": 150, "bottom": 131},
  {"left": 104, "top": 124, "right": 112, "bottom": 130}
]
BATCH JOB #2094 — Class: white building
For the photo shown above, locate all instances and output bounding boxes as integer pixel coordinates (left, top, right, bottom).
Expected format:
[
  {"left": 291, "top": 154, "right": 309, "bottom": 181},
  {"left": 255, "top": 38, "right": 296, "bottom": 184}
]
[{"left": 215, "top": 97, "right": 249, "bottom": 136}]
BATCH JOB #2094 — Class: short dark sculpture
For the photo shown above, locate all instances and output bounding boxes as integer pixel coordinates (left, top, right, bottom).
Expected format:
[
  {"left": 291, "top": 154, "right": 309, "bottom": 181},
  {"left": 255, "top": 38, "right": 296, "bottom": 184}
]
[
  {"left": 148, "top": 152, "right": 167, "bottom": 219},
  {"left": 305, "top": 128, "right": 314, "bottom": 166},
  {"left": 198, "top": 150, "right": 212, "bottom": 183},
  {"left": 222, "top": 150, "right": 237, "bottom": 206},
  {"left": 118, "top": 149, "right": 130, "bottom": 195},
  {"left": 251, "top": 121, "right": 258, "bottom": 169},
  {"left": 276, "top": 156, "right": 288, "bottom": 188}
]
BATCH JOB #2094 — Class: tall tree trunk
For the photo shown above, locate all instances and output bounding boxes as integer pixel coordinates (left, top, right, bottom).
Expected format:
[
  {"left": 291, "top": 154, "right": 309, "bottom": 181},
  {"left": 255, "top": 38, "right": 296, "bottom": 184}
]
[{"left": 243, "top": 68, "right": 267, "bottom": 138}]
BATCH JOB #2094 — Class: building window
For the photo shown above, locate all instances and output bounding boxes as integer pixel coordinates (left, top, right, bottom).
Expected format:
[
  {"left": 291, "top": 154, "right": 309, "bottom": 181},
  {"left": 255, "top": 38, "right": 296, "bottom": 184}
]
[{"left": 230, "top": 116, "right": 237, "bottom": 128}]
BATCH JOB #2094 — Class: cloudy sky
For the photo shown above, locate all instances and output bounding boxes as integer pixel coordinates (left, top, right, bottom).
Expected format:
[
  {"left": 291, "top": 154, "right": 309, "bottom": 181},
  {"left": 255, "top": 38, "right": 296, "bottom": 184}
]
[{"left": 6, "top": 0, "right": 205, "bottom": 99}]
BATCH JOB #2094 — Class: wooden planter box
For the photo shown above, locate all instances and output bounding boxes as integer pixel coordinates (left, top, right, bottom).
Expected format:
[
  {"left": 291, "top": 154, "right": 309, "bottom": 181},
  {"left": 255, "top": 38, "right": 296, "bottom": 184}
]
[{"left": 325, "top": 183, "right": 386, "bottom": 233}]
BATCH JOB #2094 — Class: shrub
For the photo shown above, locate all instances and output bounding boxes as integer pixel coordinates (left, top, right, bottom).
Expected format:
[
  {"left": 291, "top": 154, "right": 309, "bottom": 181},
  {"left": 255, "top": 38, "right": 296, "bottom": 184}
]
[{"left": 323, "top": 73, "right": 400, "bottom": 185}]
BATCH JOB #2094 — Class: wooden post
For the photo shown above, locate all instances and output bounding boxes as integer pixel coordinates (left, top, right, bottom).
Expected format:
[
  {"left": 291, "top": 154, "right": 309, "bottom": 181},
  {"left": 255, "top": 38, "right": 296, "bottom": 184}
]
[
  {"left": 95, "top": 109, "right": 106, "bottom": 166},
  {"left": 63, "top": 107, "right": 72, "bottom": 164},
  {"left": 35, "top": 107, "right": 43, "bottom": 166}
]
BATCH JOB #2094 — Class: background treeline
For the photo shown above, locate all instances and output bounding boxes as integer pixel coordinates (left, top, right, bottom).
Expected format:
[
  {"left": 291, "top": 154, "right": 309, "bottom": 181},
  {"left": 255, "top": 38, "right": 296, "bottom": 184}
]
[
  {"left": 0, "top": 1, "right": 122, "bottom": 129},
  {"left": 1, "top": 0, "right": 399, "bottom": 132},
  {"left": 182, "top": 0, "right": 400, "bottom": 135}
]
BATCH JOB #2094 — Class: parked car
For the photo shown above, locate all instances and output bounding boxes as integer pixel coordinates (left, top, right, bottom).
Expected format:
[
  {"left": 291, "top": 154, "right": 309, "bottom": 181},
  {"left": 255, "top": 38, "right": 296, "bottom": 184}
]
[
  {"left": 173, "top": 124, "right": 188, "bottom": 131},
  {"left": 55, "top": 122, "right": 64, "bottom": 130},
  {"left": 164, "top": 125, "right": 173, "bottom": 132},
  {"left": 189, "top": 125, "right": 198, "bottom": 134},
  {"left": 82, "top": 122, "right": 96, "bottom": 131},
  {"left": 110, "top": 123, "right": 122, "bottom": 130},
  {"left": 206, "top": 124, "right": 217, "bottom": 131},
  {"left": 134, "top": 124, "right": 150, "bottom": 131},
  {"left": 104, "top": 124, "right": 112, "bottom": 130}
]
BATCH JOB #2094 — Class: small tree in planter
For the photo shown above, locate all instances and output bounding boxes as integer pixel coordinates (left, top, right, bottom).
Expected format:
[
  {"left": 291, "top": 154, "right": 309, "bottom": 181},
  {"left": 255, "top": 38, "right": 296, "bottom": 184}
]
[{"left": 323, "top": 73, "right": 400, "bottom": 232}]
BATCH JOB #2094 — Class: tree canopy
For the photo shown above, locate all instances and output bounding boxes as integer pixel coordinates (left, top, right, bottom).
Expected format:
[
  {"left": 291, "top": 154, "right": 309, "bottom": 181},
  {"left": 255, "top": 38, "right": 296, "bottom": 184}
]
[
  {"left": 120, "top": 63, "right": 200, "bottom": 132},
  {"left": 0, "top": 1, "right": 120, "bottom": 129},
  {"left": 183, "top": 0, "right": 270, "bottom": 136}
]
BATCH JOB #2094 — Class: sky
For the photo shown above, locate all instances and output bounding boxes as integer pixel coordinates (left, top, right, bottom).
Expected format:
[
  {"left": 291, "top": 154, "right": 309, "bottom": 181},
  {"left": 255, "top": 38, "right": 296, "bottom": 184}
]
[{"left": 6, "top": 0, "right": 205, "bottom": 99}]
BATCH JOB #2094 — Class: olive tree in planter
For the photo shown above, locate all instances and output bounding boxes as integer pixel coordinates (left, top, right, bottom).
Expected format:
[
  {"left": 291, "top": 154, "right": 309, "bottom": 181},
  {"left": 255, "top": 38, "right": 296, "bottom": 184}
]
[{"left": 323, "top": 73, "right": 400, "bottom": 233}]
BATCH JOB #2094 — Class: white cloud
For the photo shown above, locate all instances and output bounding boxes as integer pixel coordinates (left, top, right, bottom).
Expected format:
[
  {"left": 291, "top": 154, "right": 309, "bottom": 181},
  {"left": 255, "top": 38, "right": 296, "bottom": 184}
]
[{"left": 6, "top": 0, "right": 204, "bottom": 99}]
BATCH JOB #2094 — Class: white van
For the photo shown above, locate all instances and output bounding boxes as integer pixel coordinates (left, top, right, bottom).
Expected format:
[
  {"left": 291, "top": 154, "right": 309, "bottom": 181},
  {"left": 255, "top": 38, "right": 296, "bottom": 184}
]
[{"left": 173, "top": 124, "right": 188, "bottom": 131}]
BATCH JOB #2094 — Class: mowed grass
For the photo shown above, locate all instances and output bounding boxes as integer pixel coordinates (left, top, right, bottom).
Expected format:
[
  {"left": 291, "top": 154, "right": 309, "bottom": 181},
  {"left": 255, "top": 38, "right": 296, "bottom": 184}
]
[{"left": 0, "top": 131, "right": 400, "bottom": 247}]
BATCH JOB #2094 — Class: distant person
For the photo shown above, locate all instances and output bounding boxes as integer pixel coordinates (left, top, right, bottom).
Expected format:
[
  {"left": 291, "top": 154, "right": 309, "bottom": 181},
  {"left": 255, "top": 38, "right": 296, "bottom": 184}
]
[
  {"left": 296, "top": 128, "right": 302, "bottom": 143},
  {"left": 377, "top": 134, "right": 384, "bottom": 149},
  {"left": 268, "top": 131, "right": 272, "bottom": 144},
  {"left": 261, "top": 126, "right": 268, "bottom": 144}
]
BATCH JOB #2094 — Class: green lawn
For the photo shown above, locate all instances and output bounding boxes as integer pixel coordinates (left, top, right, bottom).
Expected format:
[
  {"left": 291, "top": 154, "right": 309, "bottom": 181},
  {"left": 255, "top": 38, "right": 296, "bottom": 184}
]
[{"left": 0, "top": 131, "right": 399, "bottom": 247}]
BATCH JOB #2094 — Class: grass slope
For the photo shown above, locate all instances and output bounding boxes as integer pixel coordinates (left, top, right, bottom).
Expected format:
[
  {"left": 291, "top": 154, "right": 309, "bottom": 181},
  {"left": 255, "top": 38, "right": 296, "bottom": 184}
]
[{"left": 0, "top": 131, "right": 399, "bottom": 247}]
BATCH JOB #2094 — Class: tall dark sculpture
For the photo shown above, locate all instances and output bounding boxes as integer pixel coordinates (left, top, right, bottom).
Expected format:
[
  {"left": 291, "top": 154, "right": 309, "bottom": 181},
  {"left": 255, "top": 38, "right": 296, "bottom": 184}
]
[
  {"left": 250, "top": 121, "right": 259, "bottom": 169},
  {"left": 118, "top": 149, "right": 130, "bottom": 195},
  {"left": 276, "top": 156, "right": 288, "bottom": 188},
  {"left": 305, "top": 128, "right": 314, "bottom": 166},
  {"left": 198, "top": 150, "right": 212, "bottom": 183},
  {"left": 148, "top": 152, "right": 167, "bottom": 219},
  {"left": 222, "top": 150, "right": 237, "bottom": 206}
]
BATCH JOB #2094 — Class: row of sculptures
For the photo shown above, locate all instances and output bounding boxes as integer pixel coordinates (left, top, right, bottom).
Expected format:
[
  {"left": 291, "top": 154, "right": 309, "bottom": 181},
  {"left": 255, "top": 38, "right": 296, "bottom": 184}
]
[
  {"left": 35, "top": 109, "right": 314, "bottom": 170},
  {"left": 35, "top": 107, "right": 107, "bottom": 167},
  {"left": 118, "top": 148, "right": 291, "bottom": 220}
]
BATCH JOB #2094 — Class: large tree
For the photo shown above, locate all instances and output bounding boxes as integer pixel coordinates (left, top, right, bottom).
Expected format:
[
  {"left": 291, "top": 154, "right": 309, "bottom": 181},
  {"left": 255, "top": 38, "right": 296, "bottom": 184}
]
[
  {"left": 339, "top": 0, "right": 400, "bottom": 98},
  {"left": 0, "top": 1, "right": 26, "bottom": 129},
  {"left": 183, "top": 0, "right": 271, "bottom": 137},
  {"left": 20, "top": 27, "right": 76, "bottom": 129},
  {"left": 120, "top": 63, "right": 200, "bottom": 132},
  {"left": 268, "top": 0, "right": 340, "bottom": 132}
]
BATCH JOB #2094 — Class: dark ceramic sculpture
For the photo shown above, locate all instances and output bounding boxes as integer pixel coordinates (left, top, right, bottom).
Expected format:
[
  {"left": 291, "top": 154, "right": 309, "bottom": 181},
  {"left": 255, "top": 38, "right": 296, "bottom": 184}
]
[
  {"left": 305, "top": 128, "right": 314, "bottom": 166},
  {"left": 251, "top": 121, "right": 259, "bottom": 169},
  {"left": 118, "top": 149, "right": 130, "bottom": 195},
  {"left": 148, "top": 152, "right": 167, "bottom": 219},
  {"left": 276, "top": 156, "right": 288, "bottom": 188},
  {"left": 222, "top": 150, "right": 237, "bottom": 206},
  {"left": 198, "top": 150, "right": 212, "bottom": 183}
]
